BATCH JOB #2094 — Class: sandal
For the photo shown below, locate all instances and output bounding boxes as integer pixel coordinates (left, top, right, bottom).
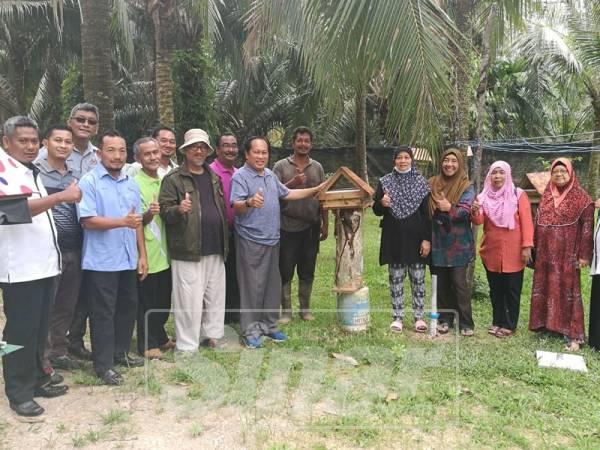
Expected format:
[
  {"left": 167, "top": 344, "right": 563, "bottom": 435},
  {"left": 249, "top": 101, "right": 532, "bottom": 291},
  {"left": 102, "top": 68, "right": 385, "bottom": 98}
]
[
  {"left": 565, "top": 340, "right": 580, "bottom": 352},
  {"left": 488, "top": 325, "right": 500, "bottom": 335},
  {"left": 437, "top": 323, "right": 450, "bottom": 334},
  {"left": 494, "top": 328, "right": 514, "bottom": 338},
  {"left": 390, "top": 319, "right": 403, "bottom": 333},
  {"left": 460, "top": 329, "right": 474, "bottom": 337},
  {"left": 414, "top": 319, "right": 428, "bottom": 333}
]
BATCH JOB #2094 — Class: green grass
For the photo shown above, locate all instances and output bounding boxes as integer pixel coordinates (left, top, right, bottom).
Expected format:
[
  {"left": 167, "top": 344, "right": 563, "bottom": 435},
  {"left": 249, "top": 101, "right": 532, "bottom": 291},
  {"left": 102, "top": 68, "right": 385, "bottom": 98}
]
[
  {"left": 1, "top": 213, "right": 598, "bottom": 448},
  {"left": 101, "top": 408, "right": 130, "bottom": 426},
  {"left": 157, "top": 212, "right": 600, "bottom": 448}
]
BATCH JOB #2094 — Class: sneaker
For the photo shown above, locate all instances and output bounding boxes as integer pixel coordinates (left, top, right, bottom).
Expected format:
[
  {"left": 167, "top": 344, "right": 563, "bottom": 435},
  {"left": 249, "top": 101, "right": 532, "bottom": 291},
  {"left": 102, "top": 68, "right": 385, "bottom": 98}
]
[
  {"left": 243, "top": 337, "right": 263, "bottom": 349},
  {"left": 264, "top": 331, "right": 288, "bottom": 342}
]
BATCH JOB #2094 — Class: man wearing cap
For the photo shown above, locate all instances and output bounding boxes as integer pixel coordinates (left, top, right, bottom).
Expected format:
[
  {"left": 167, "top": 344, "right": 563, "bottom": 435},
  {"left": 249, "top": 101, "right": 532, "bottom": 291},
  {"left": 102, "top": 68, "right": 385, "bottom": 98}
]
[{"left": 159, "top": 129, "right": 229, "bottom": 351}]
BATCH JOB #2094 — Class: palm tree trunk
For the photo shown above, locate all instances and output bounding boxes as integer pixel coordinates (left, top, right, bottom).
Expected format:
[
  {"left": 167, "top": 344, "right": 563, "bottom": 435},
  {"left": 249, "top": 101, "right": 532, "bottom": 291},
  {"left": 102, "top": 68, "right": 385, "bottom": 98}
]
[
  {"left": 450, "top": 0, "right": 473, "bottom": 166},
  {"left": 148, "top": 0, "right": 175, "bottom": 129},
  {"left": 468, "top": 5, "right": 497, "bottom": 294},
  {"left": 355, "top": 89, "right": 368, "bottom": 184},
  {"left": 80, "top": 0, "right": 115, "bottom": 133}
]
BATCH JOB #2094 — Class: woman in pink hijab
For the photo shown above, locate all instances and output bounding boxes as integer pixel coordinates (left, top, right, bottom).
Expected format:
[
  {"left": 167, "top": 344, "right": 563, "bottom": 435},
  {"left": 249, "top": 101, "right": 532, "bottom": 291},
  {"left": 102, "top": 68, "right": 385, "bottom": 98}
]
[{"left": 471, "top": 161, "right": 534, "bottom": 337}]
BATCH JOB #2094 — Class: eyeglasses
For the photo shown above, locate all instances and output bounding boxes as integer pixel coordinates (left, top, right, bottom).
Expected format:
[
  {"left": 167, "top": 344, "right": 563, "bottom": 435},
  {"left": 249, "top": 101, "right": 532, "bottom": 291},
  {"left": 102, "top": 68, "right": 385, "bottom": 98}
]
[
  {"left": 219, "top": 143, "right": 238, "bottom": 149},
  {"left": 71, "top": 116, "right": 98, "bottom": 126},
  {"left": 552, "top": 169, "right": 569, "bottom": 175},
  {"left": 72, "top": 116, "right": 98, "bottom": 125}
]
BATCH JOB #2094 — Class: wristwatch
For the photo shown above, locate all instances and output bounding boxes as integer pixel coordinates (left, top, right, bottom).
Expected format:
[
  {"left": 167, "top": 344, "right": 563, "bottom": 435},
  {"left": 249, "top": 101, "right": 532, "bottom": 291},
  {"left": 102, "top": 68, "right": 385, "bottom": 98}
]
[{"left": 245, "top": 198, "right": 252, "bottom": 208}]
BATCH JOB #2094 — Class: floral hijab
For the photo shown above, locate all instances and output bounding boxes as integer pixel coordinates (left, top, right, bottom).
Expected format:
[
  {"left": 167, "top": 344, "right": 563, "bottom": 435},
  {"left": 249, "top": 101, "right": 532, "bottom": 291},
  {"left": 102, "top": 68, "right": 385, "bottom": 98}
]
[{"left": 380, "top": 147, "right": 430, "bottom": 220}]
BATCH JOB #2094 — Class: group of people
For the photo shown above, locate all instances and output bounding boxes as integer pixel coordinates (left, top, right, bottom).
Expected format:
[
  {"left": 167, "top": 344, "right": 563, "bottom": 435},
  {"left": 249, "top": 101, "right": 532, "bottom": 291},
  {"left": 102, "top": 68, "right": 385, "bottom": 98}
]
[
  {"left": 2, "top": 102, "right": 599, "bottom": 419},
  {"left": 374, "top": 147, "right": 600, "bottom": 354},
  {"left": 0, "top": 103, "right": 327, "bottom": 417}
]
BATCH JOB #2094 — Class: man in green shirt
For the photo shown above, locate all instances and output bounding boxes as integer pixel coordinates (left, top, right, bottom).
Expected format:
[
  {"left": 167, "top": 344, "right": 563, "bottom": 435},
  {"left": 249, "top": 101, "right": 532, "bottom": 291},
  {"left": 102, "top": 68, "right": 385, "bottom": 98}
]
[{"left": 132, "top": 137, "right": 174, "bottom": 359}]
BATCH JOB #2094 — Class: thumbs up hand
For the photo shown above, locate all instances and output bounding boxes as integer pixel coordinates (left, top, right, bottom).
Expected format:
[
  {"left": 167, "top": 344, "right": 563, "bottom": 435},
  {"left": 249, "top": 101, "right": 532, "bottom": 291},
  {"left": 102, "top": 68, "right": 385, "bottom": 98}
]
[
  {"left": 471, "top": 199, "right": 481, "bottom": 216},
  {"left": 288, "top": 167, "right": 307, "bottom": 188},
  {"left": 148, "top": 194, "right": 160, "bottom": 216},
  {"left": 59, "top": 180, "right": 82, "bottom": 204},
  {"left": 248, "top": 187, "right": 264, "bottom": 208},
  {"left": 179, "top": 192, "right": 192, "bottom": 214},
  {"left": 381, "top": 188, "right": 391, "bottom": 208},
  {"left": 123, "top": 205, "right": 142, "bottom": 228},
  {"left": 436, "top": 191, "right": 451, "bottom": 212}
]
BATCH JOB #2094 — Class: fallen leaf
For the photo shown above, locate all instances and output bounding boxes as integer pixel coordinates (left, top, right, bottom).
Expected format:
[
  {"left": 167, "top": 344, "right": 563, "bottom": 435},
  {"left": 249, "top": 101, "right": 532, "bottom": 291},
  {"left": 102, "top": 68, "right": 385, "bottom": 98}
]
[
  {"left": 385, "top": 392, "right": 398, "bottom": 403},
  {"left": 331, "top": 352, "right": 359, "bottom": 366}
]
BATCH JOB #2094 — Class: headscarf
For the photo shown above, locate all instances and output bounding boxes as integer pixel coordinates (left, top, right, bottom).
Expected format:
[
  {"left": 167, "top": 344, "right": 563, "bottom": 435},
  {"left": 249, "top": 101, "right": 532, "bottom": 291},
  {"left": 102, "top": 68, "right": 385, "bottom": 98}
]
[
  {"left": 477, "top": 161, "right": 521, "bottom": 229},
  {"left": 537, "top": 158, "right": 592, "bottom": 226},
  {"left": 380, "top": 147, "right": 430, "bottom": 220},
  {"left": 428, "top": 148, "right": 471, "bottom": 217}
]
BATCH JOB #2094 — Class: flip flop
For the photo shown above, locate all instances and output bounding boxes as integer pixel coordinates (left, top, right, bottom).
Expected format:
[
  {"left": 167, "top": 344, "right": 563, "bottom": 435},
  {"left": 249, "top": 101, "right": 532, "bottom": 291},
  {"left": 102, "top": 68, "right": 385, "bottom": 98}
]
[
  {"left": 488, "top": 325, "right": 500, "bottom": 335},
  {"left": 389, "top": 319, "right": 403, "bottom": 333},
  {"left": 414, "top": 319, "right": 428, "bottom": 333},
  {"left": 494, "top": 328, "right": 514, "bottom": 338},
  {"left": 460, "top": 329, "right": 474, "bottom": 337},
  {"left": 437, "top": 323, "right": 449, "bottom": 334}
]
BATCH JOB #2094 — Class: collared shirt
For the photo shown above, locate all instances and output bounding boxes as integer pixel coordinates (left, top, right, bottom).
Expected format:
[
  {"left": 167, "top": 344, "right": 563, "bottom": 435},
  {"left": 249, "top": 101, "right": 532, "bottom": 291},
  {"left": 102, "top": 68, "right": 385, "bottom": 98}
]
[
  {"left": 134, "top": 170, "right": 169, "bottom": 274},
  {"left": 230, "top": 164, "right": 289, "bottom": 246},
  {"left": 209, "top": 159, "right": 237, "bottom": 227},
  {"left": 125, "top": 160, "right": 178, "bottom": 179},
  {"left": 273, "top": 156, "right": 324, "bottom": 232},
  {"left": 0, "top": 151, "right": 61, "bottom": 283},
  {"left": 77, "top": 163, "right": 141, "bottom": 271},
  {"left": 37, "top": 142, "right": 99, "bottom": 178},
  {"left": 34, "top": 156, "right": 82, "bottom": 251}
]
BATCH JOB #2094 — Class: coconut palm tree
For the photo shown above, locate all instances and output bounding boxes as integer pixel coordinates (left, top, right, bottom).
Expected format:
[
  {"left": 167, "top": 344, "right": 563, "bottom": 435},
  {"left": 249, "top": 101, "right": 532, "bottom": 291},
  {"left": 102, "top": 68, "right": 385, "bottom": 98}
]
[
  {"left": 513, "top": 0, "right": 600, "bottom": 196},
  {"left": 245, "top": 0, "right": 458, "bottom": 182}
]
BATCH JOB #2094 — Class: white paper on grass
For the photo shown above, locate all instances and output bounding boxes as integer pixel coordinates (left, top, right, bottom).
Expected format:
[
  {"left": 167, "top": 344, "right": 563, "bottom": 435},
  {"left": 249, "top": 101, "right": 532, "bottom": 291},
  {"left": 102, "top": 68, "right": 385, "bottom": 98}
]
[{"left": 536, "top": 350, "right": 588, "bottom": 373}]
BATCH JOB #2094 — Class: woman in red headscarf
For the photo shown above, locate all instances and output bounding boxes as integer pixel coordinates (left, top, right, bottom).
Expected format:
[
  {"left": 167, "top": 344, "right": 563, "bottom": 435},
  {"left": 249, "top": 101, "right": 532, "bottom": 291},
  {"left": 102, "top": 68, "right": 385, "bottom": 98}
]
[{"left": 528, "top": 158, "right": 594, "bottom": 351}]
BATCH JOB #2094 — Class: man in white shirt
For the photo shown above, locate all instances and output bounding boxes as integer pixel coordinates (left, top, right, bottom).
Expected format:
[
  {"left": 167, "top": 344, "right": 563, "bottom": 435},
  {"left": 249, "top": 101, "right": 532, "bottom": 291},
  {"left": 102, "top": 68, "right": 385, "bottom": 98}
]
[{"left": 0, "top": 116, "right": 81, "bottom": 417}]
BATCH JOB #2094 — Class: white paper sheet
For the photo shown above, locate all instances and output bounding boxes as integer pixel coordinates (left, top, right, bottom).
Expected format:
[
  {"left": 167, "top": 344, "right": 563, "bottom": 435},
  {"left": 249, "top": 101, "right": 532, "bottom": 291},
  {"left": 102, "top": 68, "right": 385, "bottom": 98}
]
[{"left": 536, "top": 350, "right": 588, "bottom": 373}]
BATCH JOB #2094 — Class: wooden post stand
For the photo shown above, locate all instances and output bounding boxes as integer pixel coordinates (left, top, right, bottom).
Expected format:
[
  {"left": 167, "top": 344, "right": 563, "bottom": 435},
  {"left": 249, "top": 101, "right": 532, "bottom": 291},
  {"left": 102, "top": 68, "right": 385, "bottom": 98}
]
[{"left": 318, "top": 167, "right": 374, "bottom": 331}]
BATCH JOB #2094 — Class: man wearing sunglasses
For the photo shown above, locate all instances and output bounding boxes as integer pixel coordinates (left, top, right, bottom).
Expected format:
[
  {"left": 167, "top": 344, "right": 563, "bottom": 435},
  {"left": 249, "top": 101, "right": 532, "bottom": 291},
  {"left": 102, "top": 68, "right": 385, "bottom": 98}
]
[{"left": 37, "top": 103, "right": 100, "bottom": 179}]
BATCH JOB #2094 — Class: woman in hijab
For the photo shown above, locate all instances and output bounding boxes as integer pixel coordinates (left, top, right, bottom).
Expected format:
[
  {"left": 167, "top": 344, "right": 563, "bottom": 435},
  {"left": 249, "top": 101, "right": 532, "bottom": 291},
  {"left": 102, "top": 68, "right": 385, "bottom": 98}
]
[
  {"left": 429, "top": 148, "right": 476, "bottom": 336},
  {"left": 373, "top": 147, "right": 431, "bottom": 333},
  {"left": 529, "top": 158, "right": 594, "bottom": 351},
  {"left": 588, "top": 198, "right": 600, "bottom": 350},
  {"left": 471, "top": 161, "right": 534, "bottom": 337}
]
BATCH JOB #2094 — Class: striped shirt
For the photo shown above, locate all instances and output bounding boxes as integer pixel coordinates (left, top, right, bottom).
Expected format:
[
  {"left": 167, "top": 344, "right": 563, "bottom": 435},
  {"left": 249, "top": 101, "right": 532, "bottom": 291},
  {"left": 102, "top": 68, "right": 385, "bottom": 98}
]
[{"left": 34, "top": 157, "right": 82, "bottom": 251}]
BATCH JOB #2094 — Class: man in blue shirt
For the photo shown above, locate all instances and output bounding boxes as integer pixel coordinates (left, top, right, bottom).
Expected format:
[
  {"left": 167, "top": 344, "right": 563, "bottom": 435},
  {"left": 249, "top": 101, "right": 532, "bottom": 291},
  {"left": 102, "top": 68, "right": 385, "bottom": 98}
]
[
  {"left": 78, "top": 130, "right": 148, "bottom": 385},
  {"left": 230, "top": 136, "right": 324, "bottom": 348}
]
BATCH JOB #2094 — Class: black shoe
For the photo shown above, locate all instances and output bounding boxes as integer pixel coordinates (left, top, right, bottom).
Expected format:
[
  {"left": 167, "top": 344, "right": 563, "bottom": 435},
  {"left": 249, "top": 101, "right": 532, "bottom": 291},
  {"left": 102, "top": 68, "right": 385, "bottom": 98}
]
[
  {"left": 50, "top": 355, "right": 83, "bottom": 371},
  {"left": 68, "top": 345, "right": 92, "bottom": 361},
  {"left": 114, "top": 354, "right": 144, "bottom": 368},
  {"left": 98, "top": 369, "right": 123, "bottom": 386},
  {"left": 49, "top": 370, "right": 64, "bottom": 385},
  {"left": 34, "top": 383, "right": 69, "bottom": 398},
  {"left": 10, "top": 400, "right": 44, "bottom": 417}
]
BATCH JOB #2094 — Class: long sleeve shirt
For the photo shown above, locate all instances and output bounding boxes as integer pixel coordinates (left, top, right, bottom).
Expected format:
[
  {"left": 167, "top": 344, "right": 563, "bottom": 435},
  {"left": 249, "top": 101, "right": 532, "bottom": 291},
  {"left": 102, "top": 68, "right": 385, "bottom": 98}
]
[
  {"left": 472, "top": 191, "right": 534, "bottom": 273},
  {"left": 430, "top": 185, "right": 475, "bottom": 267}
]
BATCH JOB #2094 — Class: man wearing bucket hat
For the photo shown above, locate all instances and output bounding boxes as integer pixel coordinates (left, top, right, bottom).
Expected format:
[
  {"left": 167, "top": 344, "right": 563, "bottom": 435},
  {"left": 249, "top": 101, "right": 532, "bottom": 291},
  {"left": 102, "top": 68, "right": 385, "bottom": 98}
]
[{"left": 159, "top": 129, "right": 229, "bottom": 351}]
